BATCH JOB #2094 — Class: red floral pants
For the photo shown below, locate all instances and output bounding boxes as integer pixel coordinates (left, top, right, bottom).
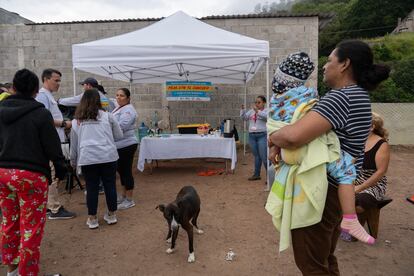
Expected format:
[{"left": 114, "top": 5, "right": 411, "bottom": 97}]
[{"left": 0, "top": 168, "right": 48, "bottom": 276}]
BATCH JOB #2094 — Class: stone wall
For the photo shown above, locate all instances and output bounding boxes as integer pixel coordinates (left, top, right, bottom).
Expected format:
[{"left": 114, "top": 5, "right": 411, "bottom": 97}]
[{"left": 0, "top": 16, "right": 319, "bottom": 131}]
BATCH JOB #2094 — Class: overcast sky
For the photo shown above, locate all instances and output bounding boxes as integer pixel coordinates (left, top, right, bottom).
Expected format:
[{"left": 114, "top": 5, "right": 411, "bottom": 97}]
[{"left": 0, "top": 0, "right": 276, "bottom": 22}]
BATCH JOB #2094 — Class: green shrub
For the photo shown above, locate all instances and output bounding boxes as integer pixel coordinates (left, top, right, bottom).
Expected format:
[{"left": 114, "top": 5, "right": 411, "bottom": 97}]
[
  {"left": 370, "top": 78, "right": 412, "bottom": 102},
  {"left": 372, "top": 44, "right": 395, "bottom": 62},
  {"left": 392, "top": 60, "right": 414, "bottom": 96},
  {"left": 317, "top": 56, "right": 330, "bottom": 97},
  {"left": 318, "top": 35, "right": 414, "bottom": 102}
]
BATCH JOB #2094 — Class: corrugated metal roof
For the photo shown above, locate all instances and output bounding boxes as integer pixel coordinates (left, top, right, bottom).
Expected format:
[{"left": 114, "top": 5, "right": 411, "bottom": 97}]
[
  {"left": 25, "top": 17, "right": 161, "bottom": 25},
  {"left": 25, "top": 12, "right": 333, "bottom": 25}
]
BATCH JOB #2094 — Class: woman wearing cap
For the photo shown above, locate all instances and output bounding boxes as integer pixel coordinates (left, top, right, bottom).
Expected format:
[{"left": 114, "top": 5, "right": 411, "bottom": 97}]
[
  {"left": 59, "top": 77, "right": 113, "bottom": 112},
  {"left": 240, "top": 96, "right": 268, "bottom": 181},
  {"left": 112, "top": 88, "right": 138, "bottom": 210},
  {"left": 268, "top": 40, "right": 390, "bottom": 274}
]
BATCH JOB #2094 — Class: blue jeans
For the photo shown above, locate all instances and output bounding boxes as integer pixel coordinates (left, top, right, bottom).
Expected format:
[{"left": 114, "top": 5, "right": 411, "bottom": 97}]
[
  {"left": 82, "top": 161, "right": 118, "bottom": 215},
  {"left": 249, "top": 132, "right": 267, "bottom": 176}
]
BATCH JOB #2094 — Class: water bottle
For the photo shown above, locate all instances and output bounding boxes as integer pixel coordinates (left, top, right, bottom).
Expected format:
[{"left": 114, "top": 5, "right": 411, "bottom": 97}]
[
  {"left": 153, "top": 111, "right": 159, "bottom": 128},
  {"left": 138, "top": 122, "right": 149, "bottom": 142},
  {"left": 220, "top": 121, "right": 224, "bottom": 134}
]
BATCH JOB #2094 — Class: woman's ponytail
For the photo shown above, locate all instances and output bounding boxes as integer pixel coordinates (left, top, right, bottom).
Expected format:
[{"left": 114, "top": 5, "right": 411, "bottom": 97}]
[
  {"left": 360, "top": 64, "right": 391, "bottom": 91},
  {"left": 336, "top": 40, "right": 390, "bottom": 91}
]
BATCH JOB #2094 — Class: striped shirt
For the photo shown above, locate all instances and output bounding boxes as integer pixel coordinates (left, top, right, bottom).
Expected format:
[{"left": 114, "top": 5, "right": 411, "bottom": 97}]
[{"left": 312, "top": 85, "right": 372, "bottom": 187}]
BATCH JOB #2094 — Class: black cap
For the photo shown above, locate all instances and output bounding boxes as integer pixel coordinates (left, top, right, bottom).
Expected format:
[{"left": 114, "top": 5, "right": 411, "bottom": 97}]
[{"left": 79, "top": 77, "right": 98, "bottom": 87}]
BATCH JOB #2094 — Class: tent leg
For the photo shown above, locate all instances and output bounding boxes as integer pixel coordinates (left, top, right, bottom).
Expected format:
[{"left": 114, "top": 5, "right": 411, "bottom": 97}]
[
  {"left": 243, "top": 84, "right": 247, "bottom": 157},
  {"left": 266, "top": 58, "right": 270, "bottom": 191},
  {"left": 129, "top": 71, "right": 133, "bottom": 91},
  {"left": 72, "top": 68, "right": 76, "bottom": 96}
]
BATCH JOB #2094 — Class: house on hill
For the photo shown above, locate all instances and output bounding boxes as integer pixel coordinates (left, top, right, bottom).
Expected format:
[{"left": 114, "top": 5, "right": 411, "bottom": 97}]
[{"left": 393, "top": 9, "right": 413, "bottom": 33}]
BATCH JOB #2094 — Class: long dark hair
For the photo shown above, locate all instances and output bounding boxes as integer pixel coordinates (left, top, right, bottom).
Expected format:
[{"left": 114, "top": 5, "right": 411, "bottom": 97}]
[
  {"left": 335, "top": 40, "right": 390, "bottom": 91},
  {"left": 13, "top": 69, "right": 39, "bottom": 97},
  {"left": 118, "top": 87, "right": 131, "bottom": 98},
  {"left": 117, "top": 88, "right": 131, "bottom": 104},
  {"left": 257, "top": 95, "right": 266, "bottom": 103},
  {"left": 74, "top": 89, "right": 102, "bottom": 121}
]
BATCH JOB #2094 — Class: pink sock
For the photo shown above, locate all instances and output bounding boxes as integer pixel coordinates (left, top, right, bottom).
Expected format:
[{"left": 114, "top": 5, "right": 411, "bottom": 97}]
[{"left": 341, "top": 214, "right": 375, "bottom": 245}]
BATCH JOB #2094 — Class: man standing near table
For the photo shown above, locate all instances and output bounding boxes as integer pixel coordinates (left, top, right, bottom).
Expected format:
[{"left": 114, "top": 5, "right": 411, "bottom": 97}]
[{"left": 36, "top": 68, "right": 76, "bottom": 220}]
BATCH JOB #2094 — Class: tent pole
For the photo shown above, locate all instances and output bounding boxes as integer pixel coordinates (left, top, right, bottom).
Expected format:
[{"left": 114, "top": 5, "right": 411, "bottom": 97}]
[
  {"left": 266, "top": 58, "right": 270, "bottom": 109},
  {"left": 243, "top": 83, "right": 247, "bottom": 156},
  {"left": 72, "top": 68, "right": 76, "bottom": 96},
  {"left": 266, "top": 58, "right": 270, "bottom": 191}
]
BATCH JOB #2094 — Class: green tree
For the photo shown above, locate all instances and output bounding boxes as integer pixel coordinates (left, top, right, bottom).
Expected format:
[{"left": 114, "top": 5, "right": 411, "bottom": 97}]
[
  {"left": 292, "top": 0, "right": 350, "bottom": 13},
  {"left": 370, "top": 78, "right": 413, "bottom": 103},
  {"left": 290, "top": 0, "right": 413, "bottom": 54},
  {"left": 391, "top": 60, "right": 414, "bottom": 99},
  {"left": 372, "top": 44, "right": 395, "bottom": 62},
  {"left": 317, "top": 56, "right": 330, "bottom": 96},
  {"left": 254, "top": 0, "right": 300, "bottom": 13},
  {"left": 341, "top": 0, "right": 414, "bottom": 39}
]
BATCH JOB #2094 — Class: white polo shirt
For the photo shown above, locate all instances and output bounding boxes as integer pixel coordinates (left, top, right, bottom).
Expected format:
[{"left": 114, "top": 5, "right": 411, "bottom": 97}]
[{"left": 36, "top": 87, "right": 66, "bottom": 142}]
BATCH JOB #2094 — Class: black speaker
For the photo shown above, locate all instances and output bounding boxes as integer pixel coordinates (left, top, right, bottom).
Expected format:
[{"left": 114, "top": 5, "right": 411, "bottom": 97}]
[{"left": 58, "top": 104, "right": 76, "bottom": 120}]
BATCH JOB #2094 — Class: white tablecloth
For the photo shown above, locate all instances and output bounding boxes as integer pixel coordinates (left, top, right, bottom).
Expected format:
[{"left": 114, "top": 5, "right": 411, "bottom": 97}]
[{"left": 137, "top": 134, "right": 237, "bottom": 171}]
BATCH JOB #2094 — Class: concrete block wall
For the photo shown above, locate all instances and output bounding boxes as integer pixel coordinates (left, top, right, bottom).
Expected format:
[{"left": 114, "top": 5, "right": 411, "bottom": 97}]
[{"left": 0, "top": 16, "right": 319, "bottom": 133}]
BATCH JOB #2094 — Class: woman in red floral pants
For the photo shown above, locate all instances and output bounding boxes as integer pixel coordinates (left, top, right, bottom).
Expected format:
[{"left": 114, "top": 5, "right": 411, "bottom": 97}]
[
  {"left": 0, "top": 69, "right": 66, "bottom": 276},
  {"left": 0, "top": 169, "right": 48, "bottom": 275}
]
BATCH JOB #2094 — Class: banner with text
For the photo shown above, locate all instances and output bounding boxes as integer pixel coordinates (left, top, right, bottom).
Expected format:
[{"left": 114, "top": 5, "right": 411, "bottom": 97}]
[{"left": 165, "top": 81, "right": 212, "bottom": 101}]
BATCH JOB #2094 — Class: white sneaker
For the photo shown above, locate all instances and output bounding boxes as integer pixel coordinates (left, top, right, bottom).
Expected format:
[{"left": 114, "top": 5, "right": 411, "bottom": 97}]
[
  {"left": 86, "top": 217, "right": 99, "bottom": 229},
  {"left": 104, "top": 212, "right": 117, "bottom": 225},
  {"left": 117, "top": 194, "right": 125, "bottom": 204},
  {"left": 7, "top": 268, "right": 18, "bottom": 276},
  {"left": 117, "top": 199, "right": 136, "bottom": 210}
]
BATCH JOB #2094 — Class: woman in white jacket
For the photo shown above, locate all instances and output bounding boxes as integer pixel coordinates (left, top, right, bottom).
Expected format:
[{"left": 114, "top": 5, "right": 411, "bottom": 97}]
[
  {"left": 70, "top": 89, "right": 123, "bottom": 229},
  {"left": 112, "top": 88, "right": 138, "bottom": 210}
]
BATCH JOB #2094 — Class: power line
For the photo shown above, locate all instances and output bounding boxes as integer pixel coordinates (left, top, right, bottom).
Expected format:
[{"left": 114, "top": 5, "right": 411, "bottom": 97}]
[{"left": 323, "top": 25, "right": 396, "bottom": 35}]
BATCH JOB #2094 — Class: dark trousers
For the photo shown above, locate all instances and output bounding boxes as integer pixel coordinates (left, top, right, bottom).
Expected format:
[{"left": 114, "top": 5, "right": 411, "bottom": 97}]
[
  {"left": 117, "top": 143, "right": 138, "bottom": 191},
  {"left": 291, "top": 184, "right": 342, "bottom": 276},
  {"left": 82, "top": 161, "right": 118, "bottom": 216}
]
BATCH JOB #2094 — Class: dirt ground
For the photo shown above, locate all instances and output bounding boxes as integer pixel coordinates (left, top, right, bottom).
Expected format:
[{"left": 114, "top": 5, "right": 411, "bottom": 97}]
[{"left": 1, "top": 146, "right": 413, "bottom": 276}]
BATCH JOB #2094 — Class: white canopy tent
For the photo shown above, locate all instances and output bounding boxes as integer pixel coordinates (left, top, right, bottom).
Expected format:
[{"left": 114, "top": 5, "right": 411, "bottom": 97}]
[
  {"left": 72, "top": 11, "right": 270, "bottom": 155},
  {"left": 72, "top": 11, "right": 269, "bottom": 85}
]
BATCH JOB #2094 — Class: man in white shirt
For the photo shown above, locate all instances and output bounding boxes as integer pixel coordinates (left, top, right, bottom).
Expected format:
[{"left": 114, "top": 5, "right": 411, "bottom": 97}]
[{"left": 36, "top": 68, "right": 76, "bottom": 220}]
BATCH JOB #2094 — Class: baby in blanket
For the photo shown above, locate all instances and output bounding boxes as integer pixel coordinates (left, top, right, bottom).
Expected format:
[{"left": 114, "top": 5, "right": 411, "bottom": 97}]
[{"left": 268, "top": 52, "right": 374, "bottom": 244}]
